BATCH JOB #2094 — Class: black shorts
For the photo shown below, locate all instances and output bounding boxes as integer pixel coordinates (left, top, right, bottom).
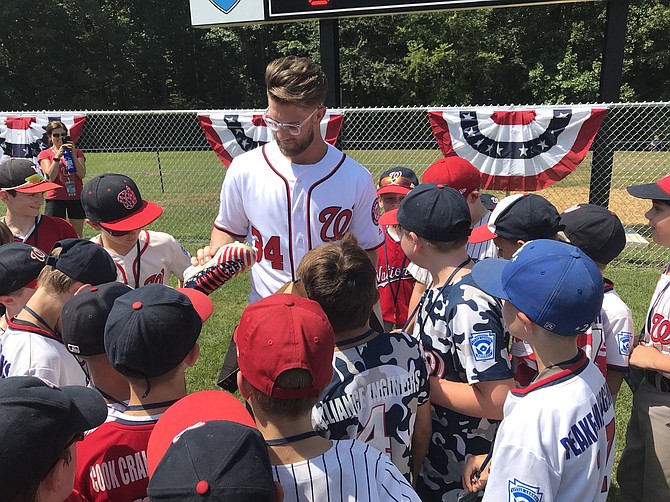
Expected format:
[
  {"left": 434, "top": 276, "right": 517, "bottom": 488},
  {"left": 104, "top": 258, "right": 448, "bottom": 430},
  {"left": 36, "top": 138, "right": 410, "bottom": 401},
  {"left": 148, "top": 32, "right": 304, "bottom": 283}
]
[{"left": 45, "top": 199, "right": 86, "bottom": 220}]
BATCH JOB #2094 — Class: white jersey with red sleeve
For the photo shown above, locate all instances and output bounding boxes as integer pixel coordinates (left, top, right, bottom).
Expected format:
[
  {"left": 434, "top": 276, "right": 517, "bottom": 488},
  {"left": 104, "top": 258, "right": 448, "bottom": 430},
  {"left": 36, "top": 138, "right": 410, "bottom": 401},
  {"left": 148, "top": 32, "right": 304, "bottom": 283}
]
[
  {"left": 215, "top": 141, "right": 384, "bottom": 302},
  {"left": 483, "top": 352, "right": 616, "bottom": 502},
  {"left": 91, "top": 230, "right": 191, "bottom": 288},
  {"left": 641, "top": 265, "right": 670, "bottom": 378}
]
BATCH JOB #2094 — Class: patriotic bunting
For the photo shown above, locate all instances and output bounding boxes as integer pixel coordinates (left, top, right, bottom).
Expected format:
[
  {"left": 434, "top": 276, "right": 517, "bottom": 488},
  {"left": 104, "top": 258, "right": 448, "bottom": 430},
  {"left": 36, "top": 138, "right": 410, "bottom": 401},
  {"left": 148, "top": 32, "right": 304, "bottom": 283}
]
[
  {"left": 0, "top": 114, "right": 86, "bottom": 163},
  {"left": 428, "top": 106, "right": 608, "bottom": 191},
  {"left": 198, "top": 110, "right": 344, "bottom": 167}
]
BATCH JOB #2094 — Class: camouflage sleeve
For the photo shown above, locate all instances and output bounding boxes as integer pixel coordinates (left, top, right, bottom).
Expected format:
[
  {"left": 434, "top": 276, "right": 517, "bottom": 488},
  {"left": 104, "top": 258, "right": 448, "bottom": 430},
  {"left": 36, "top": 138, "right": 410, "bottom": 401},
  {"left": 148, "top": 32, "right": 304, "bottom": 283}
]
[{"left": 449, "top": 281, "right": 513, "bottom": 384}]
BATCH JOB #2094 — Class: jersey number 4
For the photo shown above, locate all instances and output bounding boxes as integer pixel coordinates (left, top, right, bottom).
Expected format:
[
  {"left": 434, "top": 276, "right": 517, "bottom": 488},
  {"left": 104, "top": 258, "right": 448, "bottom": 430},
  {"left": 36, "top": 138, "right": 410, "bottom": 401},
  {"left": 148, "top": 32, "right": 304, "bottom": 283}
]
[
  {"left": 359, "top": 404, "right": 392, "bottom": 458},
  {"left": 251, "top": 227, "right": 284, "bottom": 270}
]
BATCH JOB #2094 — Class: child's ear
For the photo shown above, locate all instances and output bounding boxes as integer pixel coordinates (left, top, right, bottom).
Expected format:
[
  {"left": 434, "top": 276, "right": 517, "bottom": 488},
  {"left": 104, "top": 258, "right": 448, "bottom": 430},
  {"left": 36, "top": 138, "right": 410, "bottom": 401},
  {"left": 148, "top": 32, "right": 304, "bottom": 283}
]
[
  {"left": 517, "top": 311, "right": 534, "bottom": 332},
  {"left": 237, "top": 372, "right": 252, "bottom": 400}
]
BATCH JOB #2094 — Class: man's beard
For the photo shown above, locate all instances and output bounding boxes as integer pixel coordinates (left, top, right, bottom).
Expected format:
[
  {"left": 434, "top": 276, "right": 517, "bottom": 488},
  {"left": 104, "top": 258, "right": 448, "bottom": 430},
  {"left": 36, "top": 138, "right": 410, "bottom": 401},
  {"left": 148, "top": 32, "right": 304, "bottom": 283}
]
[{"left": 276, "top": 127, "right": 314, "bottom": 159}]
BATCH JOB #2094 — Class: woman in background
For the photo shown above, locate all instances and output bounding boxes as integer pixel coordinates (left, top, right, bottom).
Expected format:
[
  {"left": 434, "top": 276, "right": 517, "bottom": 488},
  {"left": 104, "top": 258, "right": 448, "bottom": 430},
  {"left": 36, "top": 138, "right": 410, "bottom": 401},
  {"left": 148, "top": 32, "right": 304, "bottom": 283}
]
[{"left": 38, "top": 120, "right": 86, "bottom": 236}]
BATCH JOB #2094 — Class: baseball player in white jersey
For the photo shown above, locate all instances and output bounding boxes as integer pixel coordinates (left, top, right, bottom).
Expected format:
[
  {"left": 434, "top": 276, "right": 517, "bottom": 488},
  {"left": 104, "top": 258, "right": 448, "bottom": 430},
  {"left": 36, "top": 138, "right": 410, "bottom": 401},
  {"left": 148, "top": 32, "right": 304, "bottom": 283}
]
[
  {"left": 195, "top": 56, "right": 383, "bottom": 302},
  {"left": 465, "top": 240, "right": 615, "bottom": 502},
  {"left": 560, "top": 203, "right": 633, "bottom": 399},
  {"left": 617, "top": 176, "right": 670, "bottom": 501},
  {"left": 1, "top": 239, "right": 117, "bottom": 386}
]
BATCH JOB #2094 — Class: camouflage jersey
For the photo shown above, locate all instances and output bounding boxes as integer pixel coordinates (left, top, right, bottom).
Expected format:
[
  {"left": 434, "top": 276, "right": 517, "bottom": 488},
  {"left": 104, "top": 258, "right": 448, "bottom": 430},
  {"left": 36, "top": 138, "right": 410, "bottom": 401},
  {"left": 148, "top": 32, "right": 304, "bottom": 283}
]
[
  {"left": 413, "top": 272, "right": 513, "bottom": 502},
  {"left": 312, "top": 330, "right": 429, "bottom": 481}
]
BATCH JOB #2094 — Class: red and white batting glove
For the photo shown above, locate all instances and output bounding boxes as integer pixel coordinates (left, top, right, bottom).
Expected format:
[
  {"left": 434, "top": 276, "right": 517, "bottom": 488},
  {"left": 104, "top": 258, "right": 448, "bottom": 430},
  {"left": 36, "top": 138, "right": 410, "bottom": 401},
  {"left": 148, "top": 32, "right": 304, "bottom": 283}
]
[{"left": 183, "top": 242, "right": 258, "bottom": 295}]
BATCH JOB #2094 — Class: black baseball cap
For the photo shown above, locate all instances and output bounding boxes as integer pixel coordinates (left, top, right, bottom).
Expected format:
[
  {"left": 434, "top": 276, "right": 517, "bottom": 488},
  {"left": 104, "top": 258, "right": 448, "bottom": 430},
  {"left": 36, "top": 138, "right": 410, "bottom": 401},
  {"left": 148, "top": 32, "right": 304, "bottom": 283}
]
[
  {"left": 0, "top": 157, "right": 60, "bottom": 193},
  {"left": 82, "top": 173, "right": 163, "bottom": 232},
  {"left": 470, "top": 193, "right": 564, "bottom": 243},
  {"left": 148, "top": 420, "right": 275, "bottom": 501},
  {"left": 396, "top": 183, "right": 472, "bottom": 242},
  {"left": 48, "top": 239, "right": 117, "bottom": 285},
  {"left": 104, "top": 284, "right": 214, "bottom": 379},
  {"left": 0, "top": 243, "right": 47, "bottom": 295},
  {"left": 0, "top": 376, "right": 107, "bottom": 499},
  {"left": 377, "top": 166, "right": 419, "bottom": 196},
  {"left": 560, "top": 204, "right": 626, "bottom": 265},
  {"left": 62, "top": 282, "right": 133, "bottom": 356},
  {"left": 627, "top": 175, "right": 670, "bottom": 200}
]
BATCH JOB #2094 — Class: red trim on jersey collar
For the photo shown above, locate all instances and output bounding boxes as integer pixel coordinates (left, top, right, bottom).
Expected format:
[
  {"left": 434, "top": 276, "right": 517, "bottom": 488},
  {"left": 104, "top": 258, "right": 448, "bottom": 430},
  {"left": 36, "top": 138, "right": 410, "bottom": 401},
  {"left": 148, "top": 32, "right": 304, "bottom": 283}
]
[
  {"left": 604, "top": 278, "right": 615, "bottom": 293},
  {"left": 7, "top": 316, "right": 63, "bottom": 343},
  {"left": 510, "top": 350, "right": 589, "bottom": 397}
]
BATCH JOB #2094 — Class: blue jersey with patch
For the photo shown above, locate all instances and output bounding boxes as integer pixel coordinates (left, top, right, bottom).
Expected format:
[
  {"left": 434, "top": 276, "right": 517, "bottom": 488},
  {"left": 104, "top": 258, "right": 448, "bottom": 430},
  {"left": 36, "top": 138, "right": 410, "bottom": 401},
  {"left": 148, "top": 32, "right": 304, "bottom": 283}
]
[
  {"left": 413, "top": 272, "right": 513, "bottom": 502},
  {"left": 312, "top": 331, "right": 429, "bottom": 480}
]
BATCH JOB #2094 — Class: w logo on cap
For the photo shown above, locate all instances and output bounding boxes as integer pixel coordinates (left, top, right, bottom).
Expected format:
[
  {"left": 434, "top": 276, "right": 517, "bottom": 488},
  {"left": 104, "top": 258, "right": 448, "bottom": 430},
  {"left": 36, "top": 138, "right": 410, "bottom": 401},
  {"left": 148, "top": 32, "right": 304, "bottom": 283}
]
[{"left": 118, "top": 186, "right": 138, "bottom": 210}]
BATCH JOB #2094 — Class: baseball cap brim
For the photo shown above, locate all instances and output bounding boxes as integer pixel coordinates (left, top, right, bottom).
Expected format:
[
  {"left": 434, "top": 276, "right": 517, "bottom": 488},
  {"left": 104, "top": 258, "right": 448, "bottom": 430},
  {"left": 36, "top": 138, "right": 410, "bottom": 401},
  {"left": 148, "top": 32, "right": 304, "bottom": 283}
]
[
  {"left": 470, "top": 258, "right": 510, "bottom": 301},
  {"left": 12, "top": 180, "right": 61, "bottom": 193},
  {"left": 626, "top": 182, "right": 670, "bottom": 201},
  {"left": 379, "top": 209, "right": 399, "bottom": 226},
  {"left": 98, "top": 200, "right": 163, "bottom": 232},
  {"left": 377, "top": 185, "right": 412, "bottom": 196},
  {"left": 469, "top": 223, "right": 497, "bottom": 243},
  {"left": 176, "top": 288, "right": 214, "bottom": 322},
  {"left": 146, "top": 390, "right": 256, "bottom": 476},
  {"left": 60, "top": 384, "right": 110, "bottom": 434}
]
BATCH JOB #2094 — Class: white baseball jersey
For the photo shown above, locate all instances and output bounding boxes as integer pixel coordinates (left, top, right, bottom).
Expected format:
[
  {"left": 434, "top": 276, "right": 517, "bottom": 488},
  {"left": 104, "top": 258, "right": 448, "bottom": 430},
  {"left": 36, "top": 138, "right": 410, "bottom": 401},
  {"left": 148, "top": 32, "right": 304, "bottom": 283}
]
[
  {"left": 483, "top": 351, "right": 616, "bottom": 502},
  {"left": 215, "top": 141, "right": 384, "bottom": 302},
  {"left": 271, "top": 438, "right": 421, "bottom": 502},
  {"left": 0, "top": 319, "right": 88, "bottom": 386},
  {"left": 91, "top": 230, "right": 191, "bottom": 288},
  {"left": 641, "top": 265, "right": 670, "bottom": 378},
  {"left": 406, "top": 212, "right": 498, "bottom": 287}
]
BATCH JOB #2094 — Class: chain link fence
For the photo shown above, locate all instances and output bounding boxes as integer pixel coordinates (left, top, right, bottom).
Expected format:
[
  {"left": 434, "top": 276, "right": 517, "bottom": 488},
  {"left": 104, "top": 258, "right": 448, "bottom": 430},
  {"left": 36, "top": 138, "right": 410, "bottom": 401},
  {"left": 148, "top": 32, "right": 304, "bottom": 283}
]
[{"left": 6, "top": 103, "right": 670, "bottom": 266}]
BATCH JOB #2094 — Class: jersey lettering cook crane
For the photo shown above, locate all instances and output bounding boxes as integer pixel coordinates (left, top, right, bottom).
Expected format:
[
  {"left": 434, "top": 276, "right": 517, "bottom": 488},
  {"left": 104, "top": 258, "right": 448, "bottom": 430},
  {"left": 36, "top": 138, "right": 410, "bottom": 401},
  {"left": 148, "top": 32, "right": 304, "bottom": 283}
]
[{"left": 215, "top": 141, "right": 384, "bottom": 302}]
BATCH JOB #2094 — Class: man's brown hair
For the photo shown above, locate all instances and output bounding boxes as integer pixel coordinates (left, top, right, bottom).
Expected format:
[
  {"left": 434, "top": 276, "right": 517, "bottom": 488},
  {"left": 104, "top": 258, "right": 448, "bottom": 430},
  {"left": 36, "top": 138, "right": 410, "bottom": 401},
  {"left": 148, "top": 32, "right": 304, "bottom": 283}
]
[
  {"left": 265, "top": 56, "right": 327, "bottom": 108},
  {"left": 297, "top": 233, "right": 377, "bottom": 333}
]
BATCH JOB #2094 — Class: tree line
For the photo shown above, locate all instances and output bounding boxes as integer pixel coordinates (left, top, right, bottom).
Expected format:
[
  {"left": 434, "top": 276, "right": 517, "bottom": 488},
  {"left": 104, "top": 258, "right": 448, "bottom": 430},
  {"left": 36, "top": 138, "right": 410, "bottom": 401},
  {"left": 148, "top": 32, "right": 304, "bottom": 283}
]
[{"left": 0, "top": 0, "right": 667, "bottom": 111}]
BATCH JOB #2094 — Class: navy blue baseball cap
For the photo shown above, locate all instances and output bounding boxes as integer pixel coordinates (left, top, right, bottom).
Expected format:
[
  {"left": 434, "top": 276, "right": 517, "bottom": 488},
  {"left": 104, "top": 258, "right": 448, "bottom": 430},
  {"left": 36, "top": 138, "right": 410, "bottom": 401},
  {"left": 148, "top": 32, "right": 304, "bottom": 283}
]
[
  {"left": 62, "top": 282, "right": 133, "bottom": 356},
  {"left": 396, "top": 183, "right": 471, "bottom": 242},
  {"left": 471, "top": 239, "right": 604, "bottom": 336},
  {"left": 48, "top": 239, "right": 117, "bottom": 285},
  {"left": 0, "top": 376, "right": 107, "bottom": 499},
  {"left": 0, "top": 243, "right": 46, "bottom": 295},
  {"left": 148, "top": 420, "right": 275, "bottom": 501},
  {"left": 105, "top": 284, "right": 214, "bottom": 379}
]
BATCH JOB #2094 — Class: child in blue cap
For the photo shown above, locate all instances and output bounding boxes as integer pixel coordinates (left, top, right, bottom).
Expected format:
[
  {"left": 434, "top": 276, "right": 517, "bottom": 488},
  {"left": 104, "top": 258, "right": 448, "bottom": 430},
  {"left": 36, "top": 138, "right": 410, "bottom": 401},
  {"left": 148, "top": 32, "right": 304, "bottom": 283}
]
[{"left": 462, "top": 239, "right": 614, "bottom": 502}]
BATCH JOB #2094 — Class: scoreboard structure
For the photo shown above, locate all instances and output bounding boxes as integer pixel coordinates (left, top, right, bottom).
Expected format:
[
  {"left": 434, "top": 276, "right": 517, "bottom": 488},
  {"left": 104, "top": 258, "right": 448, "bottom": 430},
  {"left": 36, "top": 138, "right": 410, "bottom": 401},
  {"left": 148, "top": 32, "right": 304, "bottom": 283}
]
[{"left": 190, "top": 0, "right": 598, "bottom": 27}]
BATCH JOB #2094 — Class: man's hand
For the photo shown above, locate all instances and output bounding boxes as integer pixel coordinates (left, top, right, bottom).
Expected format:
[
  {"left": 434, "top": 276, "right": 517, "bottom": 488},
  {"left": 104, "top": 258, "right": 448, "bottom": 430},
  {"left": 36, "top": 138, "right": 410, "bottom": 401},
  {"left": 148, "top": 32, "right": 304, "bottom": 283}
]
[{"left": 193, "top": 227, "right": 239, "bottom": 266}]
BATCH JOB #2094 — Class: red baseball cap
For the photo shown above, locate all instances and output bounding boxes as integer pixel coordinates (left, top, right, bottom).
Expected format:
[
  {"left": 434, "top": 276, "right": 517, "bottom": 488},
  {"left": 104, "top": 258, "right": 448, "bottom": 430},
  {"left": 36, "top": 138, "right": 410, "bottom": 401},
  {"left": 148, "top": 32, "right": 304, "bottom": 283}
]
[
  {"left": 0, "top": 158, "right": 60, "bottom": 193},
  {"left": 421, "top": 157, "right": 481, "bottom": 197},
  {"left": 235, "top": 294, "right": 335, "bottom": 399},
  {"left": 146, "top": 390, "right": 256, "bottom": 476}
]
